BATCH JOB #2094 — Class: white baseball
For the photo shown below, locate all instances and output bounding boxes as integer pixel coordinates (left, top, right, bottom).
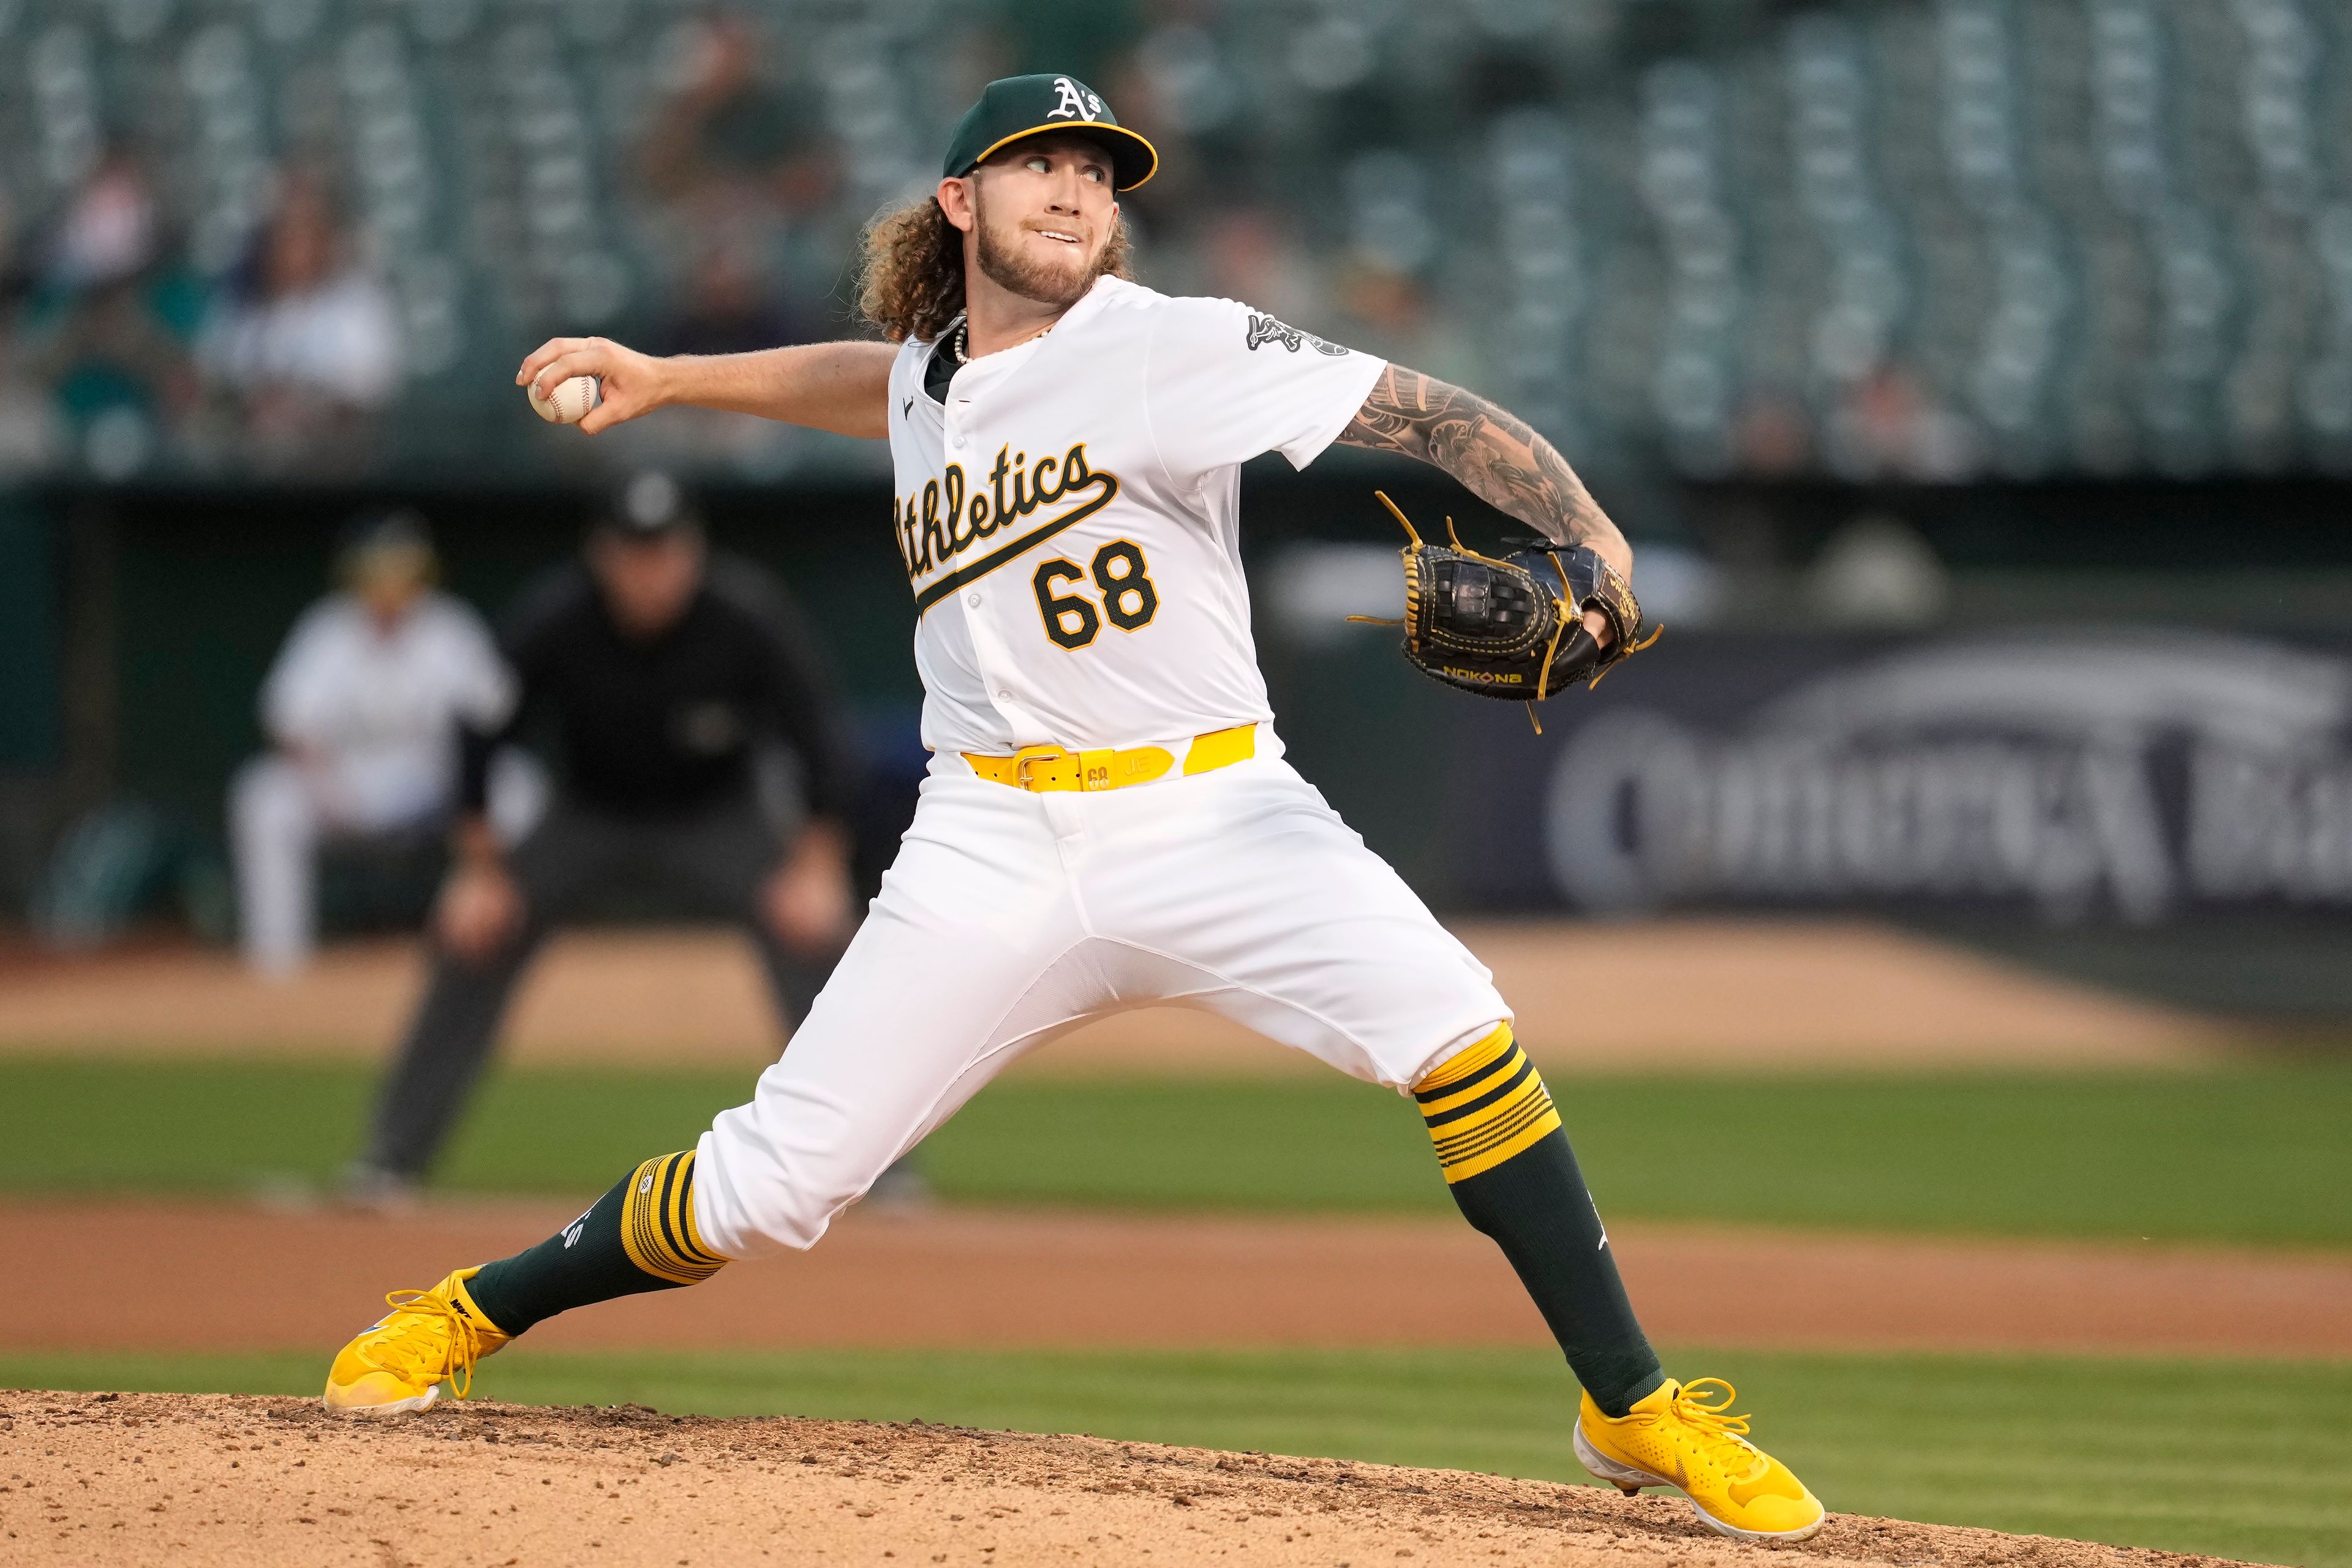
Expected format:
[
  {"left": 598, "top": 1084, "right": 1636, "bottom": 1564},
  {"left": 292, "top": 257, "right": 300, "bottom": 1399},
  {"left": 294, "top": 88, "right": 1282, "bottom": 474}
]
[{"left": 529, "top": 374, "right": 601, "bottom": 424}]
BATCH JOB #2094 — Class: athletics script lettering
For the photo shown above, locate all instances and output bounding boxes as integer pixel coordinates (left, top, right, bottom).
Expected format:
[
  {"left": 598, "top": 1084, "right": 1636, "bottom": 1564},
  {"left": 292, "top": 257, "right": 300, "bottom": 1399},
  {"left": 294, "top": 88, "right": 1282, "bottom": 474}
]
[{"left": 895, "top": 442, "right": 1123, "bottom": 612}]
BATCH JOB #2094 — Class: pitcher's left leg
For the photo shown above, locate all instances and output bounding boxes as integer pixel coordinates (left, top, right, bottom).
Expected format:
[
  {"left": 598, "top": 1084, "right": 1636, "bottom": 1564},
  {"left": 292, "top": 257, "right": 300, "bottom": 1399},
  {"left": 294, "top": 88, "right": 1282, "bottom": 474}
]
[
  {"left": 1084, "top": 758, "right": 1822, "bottom": 1541},
  {"left": 1412, "top": 1025, "right": 1660, "bottom": 1413},
  {"left": 1412, "top": 1027, "right": 1823, "bottom": 1541}
]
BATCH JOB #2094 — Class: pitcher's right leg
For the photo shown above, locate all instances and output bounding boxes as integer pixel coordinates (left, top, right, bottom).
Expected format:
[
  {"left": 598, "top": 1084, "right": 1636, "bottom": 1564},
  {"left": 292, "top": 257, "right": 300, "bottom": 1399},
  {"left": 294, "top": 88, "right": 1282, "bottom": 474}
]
[
  {"left": 322, "top": 771, "right": 1088, "bottom": 1410},
  {"left": 323, "top": 1149, "right": 715, "bottom": 1413},
  {"left": 1082, "top": 758, "right": 1822, "bottom": 1541},
  {"left": 692, "top": 771, "right": 1102, "bottom": 1257}
]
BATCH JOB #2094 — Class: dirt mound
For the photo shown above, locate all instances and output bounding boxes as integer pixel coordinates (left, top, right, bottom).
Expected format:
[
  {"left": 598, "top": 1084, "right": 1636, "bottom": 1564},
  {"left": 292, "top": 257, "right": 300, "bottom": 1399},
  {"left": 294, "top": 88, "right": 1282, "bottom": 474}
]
[{"left": 0, "top": 1392, "right": 2245, "bottom": 1568}]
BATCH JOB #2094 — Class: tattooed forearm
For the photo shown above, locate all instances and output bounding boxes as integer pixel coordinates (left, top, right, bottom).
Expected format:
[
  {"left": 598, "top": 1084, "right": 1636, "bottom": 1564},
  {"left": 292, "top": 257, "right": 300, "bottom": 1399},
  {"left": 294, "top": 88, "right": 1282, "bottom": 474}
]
[{"left": 1336, "top": 365, "right": 1630, "bottom": 577}]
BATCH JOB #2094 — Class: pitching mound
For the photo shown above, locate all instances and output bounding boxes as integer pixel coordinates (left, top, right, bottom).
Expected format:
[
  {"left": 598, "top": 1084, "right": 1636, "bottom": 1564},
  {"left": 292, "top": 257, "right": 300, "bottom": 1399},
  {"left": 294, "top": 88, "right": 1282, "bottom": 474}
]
[{"left": 1, "top": 1393, "right": 2246, "bottom": 1568}]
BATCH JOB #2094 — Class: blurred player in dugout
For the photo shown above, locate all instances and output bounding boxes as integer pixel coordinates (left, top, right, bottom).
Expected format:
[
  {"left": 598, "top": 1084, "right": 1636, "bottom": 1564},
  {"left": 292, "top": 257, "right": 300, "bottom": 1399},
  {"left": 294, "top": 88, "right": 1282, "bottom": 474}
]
[
  {"left": 232, "top": 511, "right": 512, "bottom": 978},
  {"left": 347, "top": 472, "right": 864, "bottom": 1204}
]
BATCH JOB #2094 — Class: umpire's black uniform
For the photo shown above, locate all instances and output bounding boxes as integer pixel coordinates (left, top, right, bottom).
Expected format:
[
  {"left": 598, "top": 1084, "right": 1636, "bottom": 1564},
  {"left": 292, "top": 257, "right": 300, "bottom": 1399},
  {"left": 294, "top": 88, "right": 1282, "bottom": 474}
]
[{"left": 355, "top": 522, "right": 859, "bottom": 1187}]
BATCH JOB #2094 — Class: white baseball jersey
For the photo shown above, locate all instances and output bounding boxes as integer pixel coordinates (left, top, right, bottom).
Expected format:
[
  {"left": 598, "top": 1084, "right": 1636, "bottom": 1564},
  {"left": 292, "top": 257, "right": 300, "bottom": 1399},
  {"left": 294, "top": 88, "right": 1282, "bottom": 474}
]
[
  {"left": 693, "top": 276, "right": 1511, "bottom": 1261},
  {"left": 260, "top": 590, "right": 512, "bottom": 826},
  {"left": 884, "top": 275, "right": 1386, "bottom": 755}
]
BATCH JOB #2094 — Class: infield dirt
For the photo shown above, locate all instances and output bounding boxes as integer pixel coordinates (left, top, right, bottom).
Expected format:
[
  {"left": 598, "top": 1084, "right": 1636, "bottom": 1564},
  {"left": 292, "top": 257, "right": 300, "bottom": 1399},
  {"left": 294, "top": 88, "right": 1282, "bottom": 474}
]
[
  {"left": 0, "top": 1392, "right": 2258, "bottom": 1568},
  {"left": 15, "top": 1202, "right": 2351, "bottom": 1359},
  {"left": 0, "top": 919, "right": 2235, "bottom": 1070}
]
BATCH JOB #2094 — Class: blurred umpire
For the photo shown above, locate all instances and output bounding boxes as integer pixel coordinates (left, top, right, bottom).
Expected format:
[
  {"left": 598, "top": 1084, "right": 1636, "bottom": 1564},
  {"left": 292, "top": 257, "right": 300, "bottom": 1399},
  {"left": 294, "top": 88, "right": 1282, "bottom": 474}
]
[{"left": 350, "top": 472, "right": 861, "bottom": 1199}]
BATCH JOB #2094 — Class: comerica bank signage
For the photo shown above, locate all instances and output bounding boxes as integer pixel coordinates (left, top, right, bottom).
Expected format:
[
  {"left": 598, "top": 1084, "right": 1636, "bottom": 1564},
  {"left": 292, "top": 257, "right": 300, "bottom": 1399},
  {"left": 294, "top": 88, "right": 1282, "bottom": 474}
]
[{"left": 1542, "top": 635, "right": 2352, "bottom": 922}]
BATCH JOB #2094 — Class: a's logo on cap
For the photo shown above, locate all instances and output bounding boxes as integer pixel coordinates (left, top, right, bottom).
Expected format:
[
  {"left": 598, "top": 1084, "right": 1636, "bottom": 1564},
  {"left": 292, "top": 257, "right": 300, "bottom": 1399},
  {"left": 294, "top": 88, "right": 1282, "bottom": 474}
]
[{"left": 1049, "top": 75, "right": 1102, "bottom": 123}]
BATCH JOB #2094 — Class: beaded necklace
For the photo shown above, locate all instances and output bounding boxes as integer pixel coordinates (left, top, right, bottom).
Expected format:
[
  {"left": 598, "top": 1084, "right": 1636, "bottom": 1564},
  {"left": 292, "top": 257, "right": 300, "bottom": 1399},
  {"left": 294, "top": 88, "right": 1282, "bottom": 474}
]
[{"left": 948, "top": 312, "right": 1055, "bottom": 366}]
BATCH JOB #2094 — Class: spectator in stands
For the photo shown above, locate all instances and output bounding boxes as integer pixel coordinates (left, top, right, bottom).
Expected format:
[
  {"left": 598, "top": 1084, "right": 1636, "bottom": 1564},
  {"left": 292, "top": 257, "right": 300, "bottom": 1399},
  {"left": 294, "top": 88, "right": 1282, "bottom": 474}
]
[
  {"left": 43, "top": 149, "right": 160, "bottom": 295},
  {"left": 0, "top": 192, "right": 65, "bottom": 473},
  {"left": 1735, "top": 388, "right": 1815, "bottom": 477},
  {"left": 1335, "top": 257, "right": 1458, "bottom": 377},
  {"left": 1822, "top": 361, "right": 1981, "bottom": 482},
  {"left": 16, "top": 151, "right": 202, "bottom": 477},
  {"left": 197, "top": 170, "right": 402, "bottom": 467},
  {"left": 0, "top": 186, "right": 28, "bottom": 311},
  {"left": 1197, "top": 206, "right": 1317, "bottom": 326},
  {"left": 231, "top": 511, "right": 510, "bottom": 978},
  {"left": 0, "top": 361, "right": 61, "bottom": 478},
  {"left": 636, "top": 13, "right": 840, "bottom": 356},
  {"left": 349, "top": 473, "right": 864, "bottom": 1204},
  {"left": 649, "top": 221, "right": 814, "bottom": 358},
  {"left": 638, "top": 13, "right": 839, "bottom": 221}
]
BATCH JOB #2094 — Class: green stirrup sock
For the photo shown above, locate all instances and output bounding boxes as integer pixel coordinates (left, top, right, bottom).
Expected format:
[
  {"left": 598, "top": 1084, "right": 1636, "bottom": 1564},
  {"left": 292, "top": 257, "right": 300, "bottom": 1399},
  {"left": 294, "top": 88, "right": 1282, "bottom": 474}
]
[
  {"left": 1417, "top": 1028, "right": 1665, "bottom": 1418},
  {"left": 462, "top": 1150, "right": 730, "bottom": 1336}
]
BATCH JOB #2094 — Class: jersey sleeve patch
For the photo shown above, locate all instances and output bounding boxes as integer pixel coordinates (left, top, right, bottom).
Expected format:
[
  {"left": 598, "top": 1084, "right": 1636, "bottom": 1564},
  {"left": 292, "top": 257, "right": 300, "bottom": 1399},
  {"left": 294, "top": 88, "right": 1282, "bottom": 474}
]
[{"left": 1243, "top": 312, "right": 1351, "bottom": 356}]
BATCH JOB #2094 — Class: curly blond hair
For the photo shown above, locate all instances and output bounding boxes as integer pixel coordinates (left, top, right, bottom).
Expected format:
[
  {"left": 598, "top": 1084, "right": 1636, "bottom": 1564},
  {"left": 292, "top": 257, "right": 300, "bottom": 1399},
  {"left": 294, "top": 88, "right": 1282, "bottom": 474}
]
[{"left": 856, "top": 193, "right": 1133, "bottom": 344}]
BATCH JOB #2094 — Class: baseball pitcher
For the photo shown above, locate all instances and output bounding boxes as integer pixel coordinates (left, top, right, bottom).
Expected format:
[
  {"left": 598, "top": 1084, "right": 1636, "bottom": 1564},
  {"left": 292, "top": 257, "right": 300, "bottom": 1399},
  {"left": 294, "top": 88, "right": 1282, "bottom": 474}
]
[{"left": 322, "top": 74, "right": 1823, "bottom": 1542}]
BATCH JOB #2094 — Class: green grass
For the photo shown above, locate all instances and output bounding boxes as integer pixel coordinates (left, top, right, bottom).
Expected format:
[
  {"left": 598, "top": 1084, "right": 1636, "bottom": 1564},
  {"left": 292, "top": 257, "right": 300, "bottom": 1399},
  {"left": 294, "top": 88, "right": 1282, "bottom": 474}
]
[
  {"left": 4, "top": 1346, "right": 2344, "bottom": 1566},
  {"left": 2, "top": 1057, "right": 2349, "bottom": 1246}
]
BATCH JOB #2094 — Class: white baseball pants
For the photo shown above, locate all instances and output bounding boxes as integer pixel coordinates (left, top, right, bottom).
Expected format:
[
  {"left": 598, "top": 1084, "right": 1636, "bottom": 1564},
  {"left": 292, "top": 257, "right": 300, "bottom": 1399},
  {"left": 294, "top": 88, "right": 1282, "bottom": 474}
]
[
  {"left": 693, "top": 733, "right": 1509, "bottom": 1258},
  {"left": 229, "top": 756, "right": 447, "bottom": 977}
]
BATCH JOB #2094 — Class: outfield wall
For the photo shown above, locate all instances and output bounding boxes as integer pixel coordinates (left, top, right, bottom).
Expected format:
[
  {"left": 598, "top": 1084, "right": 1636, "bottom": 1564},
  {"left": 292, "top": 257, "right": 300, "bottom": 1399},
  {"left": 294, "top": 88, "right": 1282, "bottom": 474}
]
[{"left": 8, "top": 473, "right": 2352, "bottom": 1013}]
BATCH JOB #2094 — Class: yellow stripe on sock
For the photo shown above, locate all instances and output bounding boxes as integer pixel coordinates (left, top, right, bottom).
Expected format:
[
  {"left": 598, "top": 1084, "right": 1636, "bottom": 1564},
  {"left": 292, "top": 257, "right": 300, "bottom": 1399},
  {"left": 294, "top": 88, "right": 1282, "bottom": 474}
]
[
  {"left": 1415, "top": 1027, "right": 1564, "bottom": 1184},
  {"left": 1414, "top": 1025, "right": 1516, "bottom": 1094},
  {"left": 665, "top": 1152, "right": 728, "bottom": 1268},
  {"left": 620, "top": 1152, "right": 729, "bottom": 1286},
  {"left": 1429, "top": 1078, "right": 1548, "bottom": 1163},
  {"left": 1436, "top": 1088, "right": 1562, "bottom": 1182},
  {"left": 618, "top": 1155, "right": 682, "bottom": 1284},
  {"left": 1420, "top": 1086, "right": 1552, "bottom": 1170}
]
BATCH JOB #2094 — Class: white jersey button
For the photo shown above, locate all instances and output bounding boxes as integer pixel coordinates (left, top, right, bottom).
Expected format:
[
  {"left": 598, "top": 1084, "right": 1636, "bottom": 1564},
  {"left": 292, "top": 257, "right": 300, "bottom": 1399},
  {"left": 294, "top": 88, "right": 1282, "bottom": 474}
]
[{"left": 967, "top": 593, "right": 982, "bottom": 607}]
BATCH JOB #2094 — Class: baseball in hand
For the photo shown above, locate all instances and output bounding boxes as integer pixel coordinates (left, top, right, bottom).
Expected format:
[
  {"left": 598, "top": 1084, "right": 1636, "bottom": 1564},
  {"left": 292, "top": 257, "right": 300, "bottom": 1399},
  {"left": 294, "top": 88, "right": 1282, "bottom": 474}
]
[{"left": 529, "top": 374, "right": 601, "bottom": 424}]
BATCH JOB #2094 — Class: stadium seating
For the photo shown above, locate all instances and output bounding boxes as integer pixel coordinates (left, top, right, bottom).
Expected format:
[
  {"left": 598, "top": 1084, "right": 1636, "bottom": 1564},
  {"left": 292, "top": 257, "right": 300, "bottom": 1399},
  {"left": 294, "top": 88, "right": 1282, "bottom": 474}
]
[{"left": 1, "top": 0, "right": 2345, "bottom": 479}]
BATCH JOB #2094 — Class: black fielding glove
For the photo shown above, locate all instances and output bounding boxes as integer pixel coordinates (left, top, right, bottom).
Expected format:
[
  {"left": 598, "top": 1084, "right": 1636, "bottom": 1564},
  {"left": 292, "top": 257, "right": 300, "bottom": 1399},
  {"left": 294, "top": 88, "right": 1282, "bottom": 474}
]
[{"left": 1354, "top": 491, "right": 1658, "bottom": 717}]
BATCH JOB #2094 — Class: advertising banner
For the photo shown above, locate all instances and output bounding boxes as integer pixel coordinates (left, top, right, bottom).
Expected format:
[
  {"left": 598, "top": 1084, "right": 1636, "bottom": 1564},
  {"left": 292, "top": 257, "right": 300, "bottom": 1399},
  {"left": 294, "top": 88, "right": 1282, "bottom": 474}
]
[{"left": 1441, "top": 629, "right": 2352, "bottom": 923}]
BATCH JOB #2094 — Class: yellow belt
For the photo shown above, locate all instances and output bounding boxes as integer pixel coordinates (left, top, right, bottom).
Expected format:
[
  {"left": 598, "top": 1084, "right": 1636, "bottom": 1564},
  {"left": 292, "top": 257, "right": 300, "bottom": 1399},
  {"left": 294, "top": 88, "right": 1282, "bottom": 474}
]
[{"left": 965, "top": 724, "right": 1257, "bottom": 793}]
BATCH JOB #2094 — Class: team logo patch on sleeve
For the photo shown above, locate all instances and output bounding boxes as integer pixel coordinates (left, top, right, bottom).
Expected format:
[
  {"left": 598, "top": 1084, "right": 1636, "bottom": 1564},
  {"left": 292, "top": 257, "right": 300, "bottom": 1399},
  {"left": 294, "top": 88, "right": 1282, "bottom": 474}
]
[{"left": 1244, "top": 312, "right": 1349, "bottom": 356}]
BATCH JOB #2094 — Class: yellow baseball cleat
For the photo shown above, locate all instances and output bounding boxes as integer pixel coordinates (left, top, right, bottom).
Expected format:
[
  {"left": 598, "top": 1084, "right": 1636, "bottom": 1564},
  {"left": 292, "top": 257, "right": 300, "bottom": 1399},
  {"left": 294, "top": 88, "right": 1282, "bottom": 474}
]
[
  {"left": 322, "top": 1268, "right": 511, "bottom": 1415},
  {"left": 1574, "top": 1378, "right": 1826, "bottom": 1542}
]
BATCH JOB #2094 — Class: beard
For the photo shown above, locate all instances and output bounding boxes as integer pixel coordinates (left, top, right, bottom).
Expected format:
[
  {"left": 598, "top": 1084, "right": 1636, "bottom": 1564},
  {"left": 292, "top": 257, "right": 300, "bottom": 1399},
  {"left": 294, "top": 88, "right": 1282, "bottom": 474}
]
[{"left": 972, "top": 188, "right": 1109, "bottom": 309}]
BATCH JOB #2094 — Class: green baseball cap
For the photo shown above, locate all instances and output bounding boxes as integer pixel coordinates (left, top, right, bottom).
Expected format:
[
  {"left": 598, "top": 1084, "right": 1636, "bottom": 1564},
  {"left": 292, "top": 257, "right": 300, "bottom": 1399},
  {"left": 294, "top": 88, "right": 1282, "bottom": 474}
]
[{"left": 941, "top": 73, "right": 1158, "bottom": 192}]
